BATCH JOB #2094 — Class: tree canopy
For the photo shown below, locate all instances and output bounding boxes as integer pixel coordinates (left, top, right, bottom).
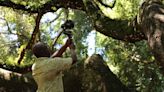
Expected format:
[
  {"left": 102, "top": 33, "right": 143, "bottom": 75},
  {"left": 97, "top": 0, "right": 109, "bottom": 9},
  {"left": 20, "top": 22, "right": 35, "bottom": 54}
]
[{"left": 0, "top": 0, "right": 164, "bottom": 91}]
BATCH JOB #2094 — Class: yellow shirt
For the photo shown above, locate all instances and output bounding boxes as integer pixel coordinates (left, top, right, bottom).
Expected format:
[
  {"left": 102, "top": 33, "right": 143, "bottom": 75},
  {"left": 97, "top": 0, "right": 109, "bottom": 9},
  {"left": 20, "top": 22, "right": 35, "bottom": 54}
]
[{"left": 32, "top": 57, "right": 72, "bottom": 92}]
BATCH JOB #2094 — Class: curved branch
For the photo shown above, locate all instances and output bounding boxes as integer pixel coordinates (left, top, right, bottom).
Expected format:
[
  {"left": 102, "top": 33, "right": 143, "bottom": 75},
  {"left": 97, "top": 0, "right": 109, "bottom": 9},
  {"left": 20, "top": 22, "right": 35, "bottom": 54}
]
[
  {"left": 94, "top": 17, "right": 146, "bottom": 42},
  {"left": 17, "top": 12, "right": 43, "bottom": 64},
  {"left": 52, "top": 28, "right": 64, "bottom": 49},
  {"left": 0, "top": 0, "right": 85, "bottom": 13},
  {"left": 49, "top": 10, "right": 63, "bottom": 23},
  {"left": 0, "top": 0, "right": 38, "bottom": 13},
  {"left": 83, "top": 0, "right": 146, "bottom": 42},
  {"left": 0, "top": 64, "right": 32, "bottom": 74}
]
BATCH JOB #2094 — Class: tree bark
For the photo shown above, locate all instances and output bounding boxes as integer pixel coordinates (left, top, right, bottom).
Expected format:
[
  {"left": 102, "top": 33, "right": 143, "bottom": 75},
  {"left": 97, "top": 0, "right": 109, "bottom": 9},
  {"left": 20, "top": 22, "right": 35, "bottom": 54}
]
[
  {"left": 0, "top": 54, "right": 130, "bottom": 92},
  {"left": 0, "top": 0, "right": 85, "bottom": 13},
  {"left": 0, "top": 0, "right": 161, "bottom": 43},
  {"left": 63, "top": 54, "right": 130, "bottom": 92},
  {"left": 0, "top": 68, "right": 37, "bottom": 92},
  {"left": 0, "top": 0, "right": 164, "bottom": 75},
  {"left": 17, "top": 12, "right": 43, "bottom": 64},
  {"left": 82, "top": 0, "right": 146, "bottom": 43},
  {"left": 139, "top": 0, "right": 164, "bottom": 73}
]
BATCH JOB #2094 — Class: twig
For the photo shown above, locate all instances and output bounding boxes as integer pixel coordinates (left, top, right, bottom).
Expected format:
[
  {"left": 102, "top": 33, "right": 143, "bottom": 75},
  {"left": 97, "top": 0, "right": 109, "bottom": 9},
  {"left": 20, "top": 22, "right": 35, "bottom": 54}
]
[
  {"left": 49, "top": 10, "right": 63, "bottom": 24},
  {"left": 51, "top": 28, "right": 64, "bottom": 49},
  {"left": 51, "top": 9, "right": 69, "bottom": 50}
]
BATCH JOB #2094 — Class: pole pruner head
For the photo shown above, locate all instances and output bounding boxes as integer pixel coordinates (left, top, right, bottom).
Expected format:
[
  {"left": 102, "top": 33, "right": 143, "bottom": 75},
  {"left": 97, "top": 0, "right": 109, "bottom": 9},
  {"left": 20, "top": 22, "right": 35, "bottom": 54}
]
[
  {"left": 61, "top": 20, "right": 74, "bottom": 38},
  {"left": 61, "top": 20, "right": 74, "bottom": 29}
]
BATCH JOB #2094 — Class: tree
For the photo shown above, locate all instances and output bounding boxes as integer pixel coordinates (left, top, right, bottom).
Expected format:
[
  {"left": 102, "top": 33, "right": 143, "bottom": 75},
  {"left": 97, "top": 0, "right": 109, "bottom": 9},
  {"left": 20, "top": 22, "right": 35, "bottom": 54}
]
[
  {"left": 0, "top": 0, "right": 164, "bottom": 91},
  {"left": 0, "top": 0, "right": 163, "bottom": 71},
  {"left": 83, "top": 0, "right": 164, "bottom": 74}
]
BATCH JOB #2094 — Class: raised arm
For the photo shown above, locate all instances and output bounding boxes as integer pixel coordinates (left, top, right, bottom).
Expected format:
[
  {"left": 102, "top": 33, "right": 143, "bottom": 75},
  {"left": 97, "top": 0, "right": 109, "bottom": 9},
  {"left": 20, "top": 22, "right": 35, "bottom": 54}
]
[{"left": 51, "top": 38, "right": 71, "bottom": 58}]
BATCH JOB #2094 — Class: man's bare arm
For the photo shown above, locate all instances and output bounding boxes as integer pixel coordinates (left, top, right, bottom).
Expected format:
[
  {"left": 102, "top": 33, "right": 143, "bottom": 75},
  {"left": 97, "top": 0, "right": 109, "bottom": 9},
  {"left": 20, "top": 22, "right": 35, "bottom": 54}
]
[{"left": 51, "top": 38, "right": 71, "bottom": 58}]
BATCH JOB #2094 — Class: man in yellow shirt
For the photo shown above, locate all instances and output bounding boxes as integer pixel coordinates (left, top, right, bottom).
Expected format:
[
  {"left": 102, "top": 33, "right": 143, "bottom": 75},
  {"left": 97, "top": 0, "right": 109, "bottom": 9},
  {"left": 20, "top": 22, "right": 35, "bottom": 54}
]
[{"left": 32, "top": 38, "right": 77, "bottom": 92}]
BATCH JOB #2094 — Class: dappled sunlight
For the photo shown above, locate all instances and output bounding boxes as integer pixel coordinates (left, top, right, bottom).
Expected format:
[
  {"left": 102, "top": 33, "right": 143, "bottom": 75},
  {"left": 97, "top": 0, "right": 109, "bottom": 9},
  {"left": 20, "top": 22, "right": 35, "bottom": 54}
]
[
  {"left": 96, "top": 0, "right": 141, "bottom": 19},
  {"left": 0, "top": 0, "right": 163, "bottom": 91},
  {"left": 107, "top": 64, "right": 120, "bottom": 74}
]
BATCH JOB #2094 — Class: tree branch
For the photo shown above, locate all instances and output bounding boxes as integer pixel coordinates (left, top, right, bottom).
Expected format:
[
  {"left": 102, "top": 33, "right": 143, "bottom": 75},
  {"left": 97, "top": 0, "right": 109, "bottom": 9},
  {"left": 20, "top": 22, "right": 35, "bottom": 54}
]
[
  {"left": 94, "top": 17, "right": 146, "bottom": 43},
  {"left": 139, "top": 0, "right": 164, "bottom": 74},
  {"left": 83, "top": 0, "right": 146, "bottom": 42},
  {"left": 0, "top": 0, "right": 38, "bottom": 13},
  {"left": 0, "top": 0, "right": 85, "bottom": 13},
  {"left": 17, "top": 12, "right": 43, "bottom": 64},
  {"left": 0, "top": 63, "right": 32, "bottom": 74},
  {"left": 0, "top": 0, "right": 147, "bottom": 43}
]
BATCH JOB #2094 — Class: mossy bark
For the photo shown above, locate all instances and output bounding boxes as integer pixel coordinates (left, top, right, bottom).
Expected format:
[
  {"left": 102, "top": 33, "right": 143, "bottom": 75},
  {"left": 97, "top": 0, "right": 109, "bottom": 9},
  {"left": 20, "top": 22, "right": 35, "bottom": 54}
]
[
  {"left": 139, "top": 0, "right": 164, "bottom": 73},
  {"left": 63, "top": 54, "right": 129, "bottom": 92},
  {"left": 0, "top": 54, "right": 129, "bottom": 92}
]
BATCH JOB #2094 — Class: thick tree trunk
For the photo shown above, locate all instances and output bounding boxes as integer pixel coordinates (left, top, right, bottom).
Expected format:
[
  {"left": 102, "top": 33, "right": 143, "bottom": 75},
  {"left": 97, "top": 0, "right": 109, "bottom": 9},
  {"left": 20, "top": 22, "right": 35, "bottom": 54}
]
[
  {"left": 63, "top": 54, "right": 130, "bottom": 92},
  {"left": 0, "top": 68, "right": 37, "bottom": 92},
  {"left": 0, "top": 54, "right": 129, "bottom": 92},
  {"left": 139, "top": 0, "right": 164, "bottom": 73},
  {"left": 1, "top": 0, "right": 164, "bottom": 75}
]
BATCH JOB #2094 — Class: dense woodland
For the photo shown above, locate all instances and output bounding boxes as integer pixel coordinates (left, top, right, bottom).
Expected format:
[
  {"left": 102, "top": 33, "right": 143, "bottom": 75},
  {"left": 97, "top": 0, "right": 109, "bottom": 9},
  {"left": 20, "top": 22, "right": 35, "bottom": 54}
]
[{"left": 0, "top": 0, "right": 164, "bottom": 92}]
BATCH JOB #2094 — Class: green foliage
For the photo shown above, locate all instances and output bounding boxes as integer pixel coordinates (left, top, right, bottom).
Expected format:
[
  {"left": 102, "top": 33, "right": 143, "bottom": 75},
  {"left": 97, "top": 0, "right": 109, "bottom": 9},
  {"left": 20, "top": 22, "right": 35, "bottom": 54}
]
[
  {"left": 96, "top": 32, "right": 164, "bottom": 92},
  {"left": 0, "top": 0, "right": 164, "bottom": 91},
  {"left": 98, "top": 0, "right": 141, "bottom": 19},
  {"left": 114, "top": 0, "right": 141, "bottom": 19},
  {"left": 11, "top": 0, "right": 51, "bottom": 9},
  {"left": 69, "top": 10, "right": 93, "bottom": 59},
  {"left": 39, "top": 9, "right": 92, "bottom": 59},
  {"left": 0, "top": 7, "right": 35, "bottom": 66}
]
